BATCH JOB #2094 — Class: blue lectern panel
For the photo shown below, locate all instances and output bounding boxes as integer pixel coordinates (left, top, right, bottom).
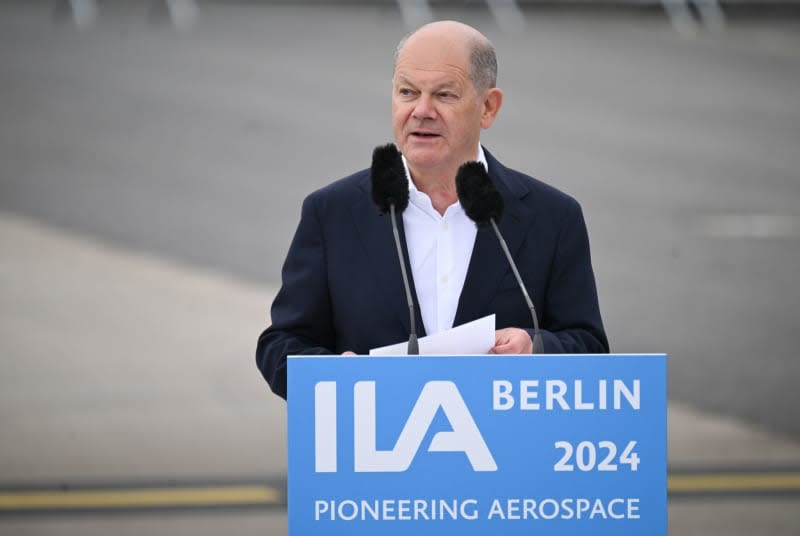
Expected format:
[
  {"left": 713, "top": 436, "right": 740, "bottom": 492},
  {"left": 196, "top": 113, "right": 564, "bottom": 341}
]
[{"left": 287, "top": 354, "right": 666, "bottom": 536}]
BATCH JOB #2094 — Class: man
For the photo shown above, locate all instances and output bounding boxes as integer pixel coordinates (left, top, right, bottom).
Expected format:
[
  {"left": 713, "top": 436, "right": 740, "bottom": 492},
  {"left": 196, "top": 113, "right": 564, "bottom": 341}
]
[{"left": 257, "top": 21, "right": 608, "bottom": 399}]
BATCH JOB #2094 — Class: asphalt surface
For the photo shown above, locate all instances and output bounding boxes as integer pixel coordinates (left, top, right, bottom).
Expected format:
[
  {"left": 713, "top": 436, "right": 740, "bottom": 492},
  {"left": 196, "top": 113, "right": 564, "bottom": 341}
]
[
  {"left": 1, "top": 1, "right": 800, "bottom": 535},
  {"left": 2, "top": 1, "right": 798, "bottom": 437},
  {"left": 2, "top": 210, "right": 799, "bottom": 535}
]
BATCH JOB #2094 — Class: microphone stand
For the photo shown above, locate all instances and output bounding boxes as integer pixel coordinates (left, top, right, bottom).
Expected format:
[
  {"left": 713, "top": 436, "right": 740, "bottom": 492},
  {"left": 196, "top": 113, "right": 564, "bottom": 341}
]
[
  {"left": 390, "top": 203, "right": 419, "bottom": 355},
  {"left": 489, "top": 219, "right": 544, "bottom": 354}
]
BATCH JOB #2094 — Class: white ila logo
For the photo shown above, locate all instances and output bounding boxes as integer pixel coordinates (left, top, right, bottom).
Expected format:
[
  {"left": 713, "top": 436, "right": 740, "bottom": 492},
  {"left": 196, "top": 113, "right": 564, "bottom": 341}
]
[{"left": 314, "top": 380, "right": 497, "bottom": 473}]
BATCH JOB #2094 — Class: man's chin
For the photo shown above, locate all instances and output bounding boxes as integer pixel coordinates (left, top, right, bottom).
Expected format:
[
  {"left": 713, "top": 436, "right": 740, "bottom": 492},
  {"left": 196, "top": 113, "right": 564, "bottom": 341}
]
[{"left": 402, "top": 147, "right": 446, "bottom": 170}]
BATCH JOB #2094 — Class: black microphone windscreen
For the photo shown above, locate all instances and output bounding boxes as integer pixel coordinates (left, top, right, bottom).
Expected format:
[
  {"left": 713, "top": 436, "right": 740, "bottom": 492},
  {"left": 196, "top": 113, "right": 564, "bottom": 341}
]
[
  {"left": 371, "top": 143, "right": 410, "bottom": 214},
  {"left": 455, "top": 161, "right": 504, "bottom": 227}
]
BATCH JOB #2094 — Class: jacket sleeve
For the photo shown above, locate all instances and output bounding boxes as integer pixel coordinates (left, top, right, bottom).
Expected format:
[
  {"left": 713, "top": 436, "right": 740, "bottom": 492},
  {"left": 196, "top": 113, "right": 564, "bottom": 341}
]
[
  {"left": 535, "top": 198, "right": 609, "bottom": 354},
  {"left": 255, "top": 193, "right": 335, "bottom": 399}
]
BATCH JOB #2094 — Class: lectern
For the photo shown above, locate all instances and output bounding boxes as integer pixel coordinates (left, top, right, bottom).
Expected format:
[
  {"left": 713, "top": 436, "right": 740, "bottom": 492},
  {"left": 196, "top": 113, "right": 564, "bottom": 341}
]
[{"left": 287, "top": 354, "right": 667, "bottom": 535}]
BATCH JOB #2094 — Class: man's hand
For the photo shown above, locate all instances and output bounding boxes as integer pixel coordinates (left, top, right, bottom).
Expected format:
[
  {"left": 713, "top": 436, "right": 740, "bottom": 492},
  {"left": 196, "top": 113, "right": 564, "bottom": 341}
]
[
  {"left": 491, "top": 328, "right": 533, "bottom": 354},
  {"left": 341, "top": 351, "right": 356, "bottom": 356}
]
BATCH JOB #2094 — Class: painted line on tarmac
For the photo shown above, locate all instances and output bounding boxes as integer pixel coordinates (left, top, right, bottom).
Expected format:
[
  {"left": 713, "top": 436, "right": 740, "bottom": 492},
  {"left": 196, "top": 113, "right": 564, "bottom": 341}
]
[
  {"left": 0, "top": 484, "right": 284, "bottom": 514},
  {"left": 1, "top": 471, "right": 800, "bottom": 513},
  {"left": 669, "top": 470, "right": 800, "bottom": 496}
]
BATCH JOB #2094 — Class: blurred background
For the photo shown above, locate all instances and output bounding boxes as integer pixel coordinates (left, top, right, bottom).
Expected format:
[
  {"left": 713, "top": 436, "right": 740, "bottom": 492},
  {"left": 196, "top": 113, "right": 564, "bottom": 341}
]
[{"left": 1, "top": 0, "right": 799, "bottom": 534}]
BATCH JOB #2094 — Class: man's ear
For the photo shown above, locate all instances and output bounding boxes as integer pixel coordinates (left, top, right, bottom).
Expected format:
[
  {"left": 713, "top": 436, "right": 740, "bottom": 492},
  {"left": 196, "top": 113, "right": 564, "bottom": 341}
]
[{"left": 480, "top": 87, "right": 504, "bottom": 129}]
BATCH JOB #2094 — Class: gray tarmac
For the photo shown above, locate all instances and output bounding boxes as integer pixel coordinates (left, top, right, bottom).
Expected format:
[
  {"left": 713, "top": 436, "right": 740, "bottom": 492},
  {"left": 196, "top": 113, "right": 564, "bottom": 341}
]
[{"left": 1, "top": 1, "right": 800, "bottom": 534}]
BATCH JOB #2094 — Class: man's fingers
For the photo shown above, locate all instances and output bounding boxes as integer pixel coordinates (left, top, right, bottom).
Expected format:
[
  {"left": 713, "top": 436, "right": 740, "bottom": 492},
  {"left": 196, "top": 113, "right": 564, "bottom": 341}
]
[{"left": 493, "top": 328, "right": 533, "bottom": 354}]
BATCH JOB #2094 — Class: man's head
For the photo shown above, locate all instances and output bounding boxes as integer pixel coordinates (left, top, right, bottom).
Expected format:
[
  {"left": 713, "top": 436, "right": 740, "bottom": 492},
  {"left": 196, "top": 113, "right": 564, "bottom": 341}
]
[
  {"left": 391, "top": 21, "right": 503, "bottom": 183},
  {"left": 393, "top": 22, "right": 498, "bottom": 95}
]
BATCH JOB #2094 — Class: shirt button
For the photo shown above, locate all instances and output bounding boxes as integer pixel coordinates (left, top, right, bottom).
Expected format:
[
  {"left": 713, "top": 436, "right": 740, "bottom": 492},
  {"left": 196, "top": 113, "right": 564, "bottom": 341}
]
[
  {"left": 440, "top": 275, "right": 449, "bottom": 284},
  {"left": 441, "top": 222, "right": 449, "bottom": 231}
]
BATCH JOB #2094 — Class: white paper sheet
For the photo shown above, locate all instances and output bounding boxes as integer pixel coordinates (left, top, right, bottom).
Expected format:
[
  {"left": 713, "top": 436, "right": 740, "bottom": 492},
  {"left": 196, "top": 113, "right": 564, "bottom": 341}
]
[{"left": 369, "top": 314, "right": 496, "bottom": 356}]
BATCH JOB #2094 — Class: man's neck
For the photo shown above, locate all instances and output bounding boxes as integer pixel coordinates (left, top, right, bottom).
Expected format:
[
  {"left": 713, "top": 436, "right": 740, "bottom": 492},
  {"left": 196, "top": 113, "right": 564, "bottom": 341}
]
[
  {"left": 404, "top": 146, "right": 487, "bottom": 216},
  {"left": 410, "top": 166, "right": 460, "bottom": 215}
]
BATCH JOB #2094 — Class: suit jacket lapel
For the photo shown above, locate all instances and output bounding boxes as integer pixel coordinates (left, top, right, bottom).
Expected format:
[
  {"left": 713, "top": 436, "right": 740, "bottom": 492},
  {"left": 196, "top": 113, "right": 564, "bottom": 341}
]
[
  {"left": 350, "top": 176, "right": 426, "bottom": 338},
  {"left": 454, "top": 152, "right": 535, "bottom": 327}
]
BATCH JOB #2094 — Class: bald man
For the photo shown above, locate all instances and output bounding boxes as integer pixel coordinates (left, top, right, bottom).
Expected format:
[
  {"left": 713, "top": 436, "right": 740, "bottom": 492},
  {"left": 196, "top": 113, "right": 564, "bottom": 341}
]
[{"left": 257, "top": 21, "right": 608, "bottom": 399}]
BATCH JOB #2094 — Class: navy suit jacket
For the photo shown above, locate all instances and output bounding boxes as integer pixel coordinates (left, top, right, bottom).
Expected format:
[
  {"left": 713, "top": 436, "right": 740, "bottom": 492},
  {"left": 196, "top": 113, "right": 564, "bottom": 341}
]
[{"left": 257, "top": 149, "right": 608, "bottom": 399}]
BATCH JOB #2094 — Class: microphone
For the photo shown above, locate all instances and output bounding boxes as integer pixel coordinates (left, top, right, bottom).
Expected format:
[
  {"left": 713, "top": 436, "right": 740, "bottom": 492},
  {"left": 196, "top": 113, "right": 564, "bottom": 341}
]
[
  {"left": 370, "top": 143, "right": 419, "bottom": 355},
  {"left": 456, "top": 162, "right": 544, "bottom": 354}
]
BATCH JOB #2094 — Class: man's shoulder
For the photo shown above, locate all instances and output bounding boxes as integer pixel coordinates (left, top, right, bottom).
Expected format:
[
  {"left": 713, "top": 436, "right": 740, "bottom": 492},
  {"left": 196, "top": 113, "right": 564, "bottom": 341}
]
[
  {"left": 304, "top": 168, "right": 370, "bottom": 208},
  {"left": 487, "top": 151, "right": 581, "bottom": 212}
]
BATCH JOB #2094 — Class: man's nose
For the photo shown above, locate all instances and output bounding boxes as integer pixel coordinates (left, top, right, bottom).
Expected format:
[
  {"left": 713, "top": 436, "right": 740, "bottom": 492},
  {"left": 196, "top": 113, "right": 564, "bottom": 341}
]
[{"left": 412, "top": 95, "right": 437, "bottom": 121}]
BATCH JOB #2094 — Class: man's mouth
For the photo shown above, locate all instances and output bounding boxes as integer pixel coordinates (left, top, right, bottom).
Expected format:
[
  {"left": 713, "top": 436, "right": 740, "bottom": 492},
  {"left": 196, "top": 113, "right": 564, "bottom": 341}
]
[{"left": 410, "top": 132, "right": 440, "bottom": 138}]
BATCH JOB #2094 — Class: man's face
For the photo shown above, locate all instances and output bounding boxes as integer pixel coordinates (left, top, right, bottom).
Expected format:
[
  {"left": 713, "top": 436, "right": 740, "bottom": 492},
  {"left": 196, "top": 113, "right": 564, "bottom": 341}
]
[{"left": 392, "top": 36, "right": 488, "bottom": 178}]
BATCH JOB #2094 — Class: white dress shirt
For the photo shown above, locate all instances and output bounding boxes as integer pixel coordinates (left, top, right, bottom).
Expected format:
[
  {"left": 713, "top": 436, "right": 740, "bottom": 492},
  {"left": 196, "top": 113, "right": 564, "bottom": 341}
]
[{"left": 401, "top": 146, "right": 488, "bottom": 335}]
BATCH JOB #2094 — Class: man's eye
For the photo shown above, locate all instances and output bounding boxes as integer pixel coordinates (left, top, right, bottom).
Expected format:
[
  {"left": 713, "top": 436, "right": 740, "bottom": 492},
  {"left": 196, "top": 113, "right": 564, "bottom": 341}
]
[{"left": 398, "top": 88, "right": 414, "bottom": 97}]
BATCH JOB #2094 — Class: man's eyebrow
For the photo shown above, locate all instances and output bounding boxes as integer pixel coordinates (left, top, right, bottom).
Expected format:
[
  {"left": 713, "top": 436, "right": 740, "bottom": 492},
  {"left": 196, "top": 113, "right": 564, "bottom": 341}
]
[
  {"left": 433, "top": 82, "right": 459, "bottom": 91},
  {"left": 393, "top": 77, "right": 459, "bottom": 92}
]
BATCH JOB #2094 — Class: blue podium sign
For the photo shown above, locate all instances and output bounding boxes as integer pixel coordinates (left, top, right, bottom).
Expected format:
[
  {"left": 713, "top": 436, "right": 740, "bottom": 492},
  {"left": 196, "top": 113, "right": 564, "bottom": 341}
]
[{"left": 287, "top": 354, "right": 667, "bottom": 536}]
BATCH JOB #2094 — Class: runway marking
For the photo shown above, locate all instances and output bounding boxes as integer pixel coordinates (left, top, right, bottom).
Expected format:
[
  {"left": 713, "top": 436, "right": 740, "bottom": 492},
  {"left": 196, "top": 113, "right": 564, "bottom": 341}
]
[
  {"left": 1, "top": 471, "right": 799, "bottom": 513},
  {"left": 0, "top": 485, "right": 282, "bottom": 512},
  {"left": 669, "top": 471, "right": 800, "bottom": 494},
  {"left": 697, "top": 212, "right": 800, "bottom": 238}
]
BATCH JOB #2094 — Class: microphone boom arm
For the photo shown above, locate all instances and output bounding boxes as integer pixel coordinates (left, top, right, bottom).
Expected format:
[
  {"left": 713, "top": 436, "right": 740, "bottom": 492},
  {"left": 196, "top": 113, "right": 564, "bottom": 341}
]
[
  {"left": 390, "top": 203, "right": 419, "bottom": 355},
  {"left": 490, "top": 219, "right": 544, "bottom": 354}
]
